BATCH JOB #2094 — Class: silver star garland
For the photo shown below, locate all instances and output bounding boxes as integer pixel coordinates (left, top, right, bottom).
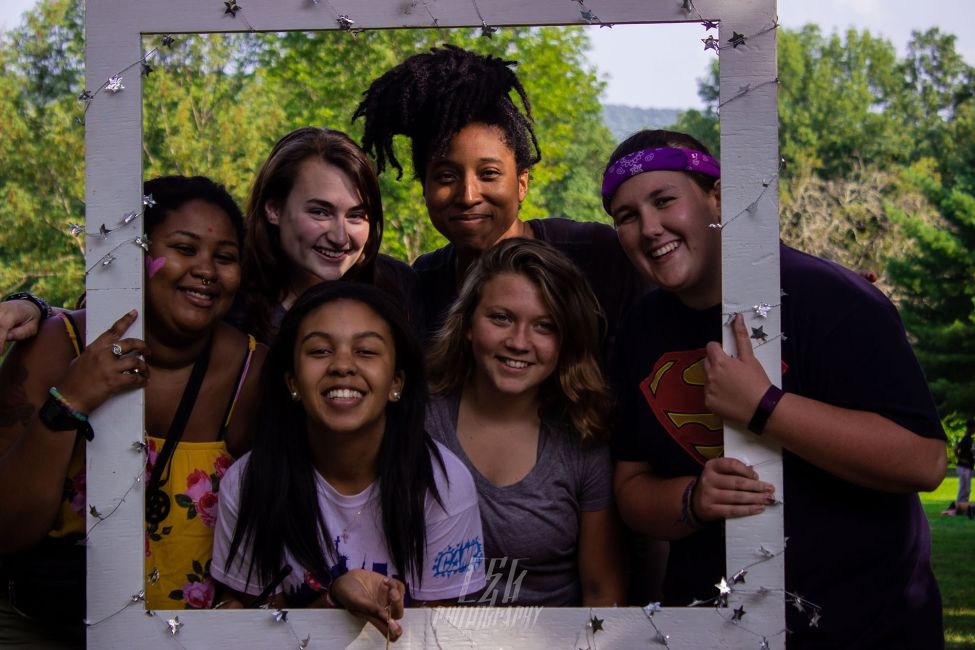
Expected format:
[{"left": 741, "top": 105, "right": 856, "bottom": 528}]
[
  {"left": 105, "top": 75, "right": 125, "bottom": 93},
  {"left": 167, "top": 616, "right": 183, "bottom": 635}
]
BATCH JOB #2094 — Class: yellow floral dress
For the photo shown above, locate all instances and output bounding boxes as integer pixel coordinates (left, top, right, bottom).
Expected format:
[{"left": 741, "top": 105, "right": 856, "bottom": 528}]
[
  {"left": 47, "top": 312, "right": 257, "bottom": 611},
  {"left": 144, "top": 335, "right": 256, "bottom": 610}
]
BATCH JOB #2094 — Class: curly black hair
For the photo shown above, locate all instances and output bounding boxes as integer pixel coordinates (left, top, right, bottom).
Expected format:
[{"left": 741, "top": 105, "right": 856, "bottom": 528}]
[{"left": 353, "top": 44, "right": 541, "bottom": 183}]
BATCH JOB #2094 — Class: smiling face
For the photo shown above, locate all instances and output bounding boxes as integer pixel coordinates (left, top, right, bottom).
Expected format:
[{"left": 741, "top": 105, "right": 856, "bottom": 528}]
[
  {"left": 266, "top": 158, "right": 370, "bottom": 295},
  {"left": 610, "top": 170, "right": 722, "bottom": 309},
  {"left": 466, "top": 272, "right": 559, "bottom": 401},
  {"left": 146, "top": 199, "right": 241, "bottom": 340},
  {"left": 423, "top": 123, "right": 530, "bottom": 256},
  {"left": 287, "top": 299, "right": 404, "bottom": 442}
]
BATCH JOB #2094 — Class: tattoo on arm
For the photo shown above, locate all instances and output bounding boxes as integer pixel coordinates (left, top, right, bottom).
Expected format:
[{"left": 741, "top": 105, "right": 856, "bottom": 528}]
[{"left": 0, "top": 363, "right": 35, "bottom": 427}]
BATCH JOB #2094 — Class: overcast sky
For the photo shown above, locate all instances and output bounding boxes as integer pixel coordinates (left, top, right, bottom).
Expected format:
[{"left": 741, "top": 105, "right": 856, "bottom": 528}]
[{"left": 2, "top": 0, "right": 973, "bottom": 109}]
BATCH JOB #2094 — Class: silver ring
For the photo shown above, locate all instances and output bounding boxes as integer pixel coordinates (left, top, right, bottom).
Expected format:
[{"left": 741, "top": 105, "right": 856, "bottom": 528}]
[{"left": 111, "top": 343, "right": 123, "bottom": 357}]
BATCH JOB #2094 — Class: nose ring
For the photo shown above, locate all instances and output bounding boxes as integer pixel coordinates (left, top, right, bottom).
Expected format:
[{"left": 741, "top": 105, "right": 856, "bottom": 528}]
[{"left": 201, "top": 278, "right": 213, "bottom": 286}]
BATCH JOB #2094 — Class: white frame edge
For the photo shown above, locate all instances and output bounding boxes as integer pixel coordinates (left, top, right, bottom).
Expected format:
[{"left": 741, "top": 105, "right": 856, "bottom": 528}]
[{"left": 84, "top": 0, "right": 781, "bottom": 647}]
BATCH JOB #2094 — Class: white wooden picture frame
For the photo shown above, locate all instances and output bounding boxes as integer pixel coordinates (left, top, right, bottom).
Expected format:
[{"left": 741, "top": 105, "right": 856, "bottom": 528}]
[{"left": 84, "top": 0, "right": 782, "bottom": 646}]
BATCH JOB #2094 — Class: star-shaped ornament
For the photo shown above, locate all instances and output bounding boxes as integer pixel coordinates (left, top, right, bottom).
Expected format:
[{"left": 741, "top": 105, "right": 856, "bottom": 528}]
[
  {"left": 135, "top": 235, "right": 151, "bottom": 252},
  {"left": 123, "top": 211, "right": 139, "bottom": 225},
  {"left": 68, "top": 223, "right": 84, "bottom": 236},
  {"left": 729, "top": 31, "right": 747, "bottom": 48},
  {"left": 141, "top": 61, "right": 153, "bottom": 77},
  {"left": 751, "top": 326, "right": 768, "bottom": 342},
  {"left": 702, "top": 36, "right": 720, "bottom": 52},
  {"left": 760, "top": 639, "right": 771, "bottom": 650},
  {"left": 143, "top": 193, "right": 156, "bottom": 208},
  {"left": 481, "top": 23, "right": 498, "bottom": 38},
  {"left": 702, "top": 19, "right": 718, "bottom": 30},
  {"left": 224, "top": 0, "right": 241, "bottom": 17},
  {"left": 98, "top": 223, "right": 112, "bottom": 238},
  {"left": 162, "top": 35, "right": 175, "bottom": 47},
  {"left": 167, "top": 616, "right": 183, "bottom": 635},
  {"left": 273, "top": 609, "right": 288, "bottom": 623},
  {"left": 89, "top": 505, "right": 104, "bottom": 518},
  {"left": 680, "top": 0, "right": 694, "bottom": 13},
  {"left": 131, "top": 590, "right": 146, "bottom": 603},
  {"left": 78, "top": 89, "right": 94, "bottom": 102},
  {"left": 809, "top": 610, "right": 821, "bottom": 627},
  {"left": 298, "top": 636, "right": 311, "bottom": 649},
  {"left": 716, "top": 577, "right": 732, "bottom": 596},
  {"left": 792, "top": 596, "right": 806, "bottom": 613},
  {"left": 732, "top": 569, "right": 748, "bottom": 584},
  {"left": 589, "top": 615, "right": 604, "bottom": 633},
  {"left": 643, "top": 601, "right": 662, "bottom": 616},
  {"left": 580, "top": 9, "right": 598, "bottom": 22},
  {"left": 337, "top": 14, "right": 355, "bottom": 30},
  {"left": 101, "top": 253, "right": 117, "bottom": 267},
  {"left": 105, "top": 75, "right": 125, "bottom": 93},
  {"left": 731, "top": 606, "right": 745, "bottom": 621}
]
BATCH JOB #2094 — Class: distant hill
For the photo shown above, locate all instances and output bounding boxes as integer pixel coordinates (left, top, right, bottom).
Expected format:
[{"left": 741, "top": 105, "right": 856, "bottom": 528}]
[{"left": 602, "top": 104, "right": 683, "bottom": 143}]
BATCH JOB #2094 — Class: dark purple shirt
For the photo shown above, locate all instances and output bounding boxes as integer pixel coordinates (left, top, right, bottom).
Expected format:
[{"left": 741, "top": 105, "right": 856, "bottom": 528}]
[
  {"left": 612, "top": 245, "right": 944, "bottom": 649},
  {"left": 412, "top": 217, "right": 648, "bottom": 356}
]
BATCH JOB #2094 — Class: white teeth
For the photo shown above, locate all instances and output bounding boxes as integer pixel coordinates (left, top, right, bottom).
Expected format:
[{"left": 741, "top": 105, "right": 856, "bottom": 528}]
[
  {"left": 315, "top": 247, "right": 346, "bottom": 259},
  {"left": 651, "top": 241, "right": 680, "bottom": 258},
  {"left": 501, "top": 358, "right": 529, "bottom": 369},
  {"left": 184, "top": 290, "right": 212, "bottom": 300},
  {"left": 326, "top": 388, "right": 363, "bottom": 399}
]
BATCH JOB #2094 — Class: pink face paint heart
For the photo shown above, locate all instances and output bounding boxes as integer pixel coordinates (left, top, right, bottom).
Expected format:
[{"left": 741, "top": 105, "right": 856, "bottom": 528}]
[{"left": 145, "top": 255, "right": 166, "bottom": 279}]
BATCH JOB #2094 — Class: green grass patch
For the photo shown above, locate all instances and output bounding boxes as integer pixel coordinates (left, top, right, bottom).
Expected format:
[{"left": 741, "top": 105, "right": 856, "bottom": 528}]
[{"left": 921, "top": 476, "right": 975, "bottom": 649}]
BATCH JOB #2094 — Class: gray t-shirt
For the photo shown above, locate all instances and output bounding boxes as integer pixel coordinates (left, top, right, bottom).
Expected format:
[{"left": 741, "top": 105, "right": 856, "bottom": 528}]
[{"left": 425, "top": 393, "right": 613, "bottom": 606}]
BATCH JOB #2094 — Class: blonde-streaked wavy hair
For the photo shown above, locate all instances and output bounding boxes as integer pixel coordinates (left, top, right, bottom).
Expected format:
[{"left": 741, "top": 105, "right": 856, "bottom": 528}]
[{"left": 427, "top": 238, "right": 613, "bottom": 443}]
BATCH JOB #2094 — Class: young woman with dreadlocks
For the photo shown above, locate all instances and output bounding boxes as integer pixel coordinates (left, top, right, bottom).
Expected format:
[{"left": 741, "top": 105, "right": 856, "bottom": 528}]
[{"left": 353, "top": 45, "right": 646, "bottom": 351}]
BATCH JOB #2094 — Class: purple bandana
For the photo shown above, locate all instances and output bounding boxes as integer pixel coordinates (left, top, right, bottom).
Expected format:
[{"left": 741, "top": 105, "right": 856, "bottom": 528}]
[{"left": 601, "top": 147, "right": 721, "bottom": 211}]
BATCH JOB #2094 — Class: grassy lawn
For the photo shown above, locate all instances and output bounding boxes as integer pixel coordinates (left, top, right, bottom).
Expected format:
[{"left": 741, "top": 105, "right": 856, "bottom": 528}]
[{"left": 922, "top": 475, "right": 975, "bottom": 649}]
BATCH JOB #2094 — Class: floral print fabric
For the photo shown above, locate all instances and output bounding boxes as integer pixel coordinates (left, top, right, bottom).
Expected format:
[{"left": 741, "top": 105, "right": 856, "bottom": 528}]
[{"left": 144, "top": 436, "right": 233, "bottom": 609}]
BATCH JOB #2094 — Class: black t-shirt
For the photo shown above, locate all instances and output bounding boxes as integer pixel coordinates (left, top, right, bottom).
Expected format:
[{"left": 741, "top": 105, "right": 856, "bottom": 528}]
[
  {"left": 612, "top": 245, "right": 945, "bottom": 649},
  {"left": 227, "top": 253, "right": 425, "bottom": 343},
  {"left": 412, "top": 217, "right": 648, "bottom": 355},
  {"left": 957, "top": 436, "right": 974, "bottom": 469}
]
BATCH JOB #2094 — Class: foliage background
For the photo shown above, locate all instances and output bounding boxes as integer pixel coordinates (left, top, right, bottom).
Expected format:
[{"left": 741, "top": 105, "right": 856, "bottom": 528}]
[{"left": 1, "top": 0, "right": 974, "bottom": 429}]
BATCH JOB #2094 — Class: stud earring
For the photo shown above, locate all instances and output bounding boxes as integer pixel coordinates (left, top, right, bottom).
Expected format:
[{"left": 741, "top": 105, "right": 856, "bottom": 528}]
[
  {"left": 290, "top": 390, "right": 300, "bottom": 401},
  {"left": 390, "top": 390, "right": 402, "bottom": 402}
]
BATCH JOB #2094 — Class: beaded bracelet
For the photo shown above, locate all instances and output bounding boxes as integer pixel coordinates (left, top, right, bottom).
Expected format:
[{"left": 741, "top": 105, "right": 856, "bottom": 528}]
[{"left": 49, "top": 386, "right": 88, "bottom": 422}]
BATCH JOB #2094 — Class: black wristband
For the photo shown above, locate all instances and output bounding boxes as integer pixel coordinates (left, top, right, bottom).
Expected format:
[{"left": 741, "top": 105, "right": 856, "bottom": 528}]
[
  {"left": 2, "top": 291, "right": 53, "bottom": 320},
  {"left": 38, "top": 394, "right": 94, "bottom": 442},
  {"left": 747, "top": 385, "right": 785, "bottom": 435}
]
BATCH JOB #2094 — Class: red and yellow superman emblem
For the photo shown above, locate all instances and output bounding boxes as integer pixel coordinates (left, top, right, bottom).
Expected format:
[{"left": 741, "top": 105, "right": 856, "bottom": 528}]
[{"left": 639, "top": 349, "right": 723, "bottom": 466}]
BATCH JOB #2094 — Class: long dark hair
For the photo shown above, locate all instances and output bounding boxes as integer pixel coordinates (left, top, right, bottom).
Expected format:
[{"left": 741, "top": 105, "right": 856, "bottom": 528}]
[
  {"left": 225, "top": 282, "right": 443, "bottom": 593},
  {"left": 240, "top": 127, "right": 385, "bottom": 342}
]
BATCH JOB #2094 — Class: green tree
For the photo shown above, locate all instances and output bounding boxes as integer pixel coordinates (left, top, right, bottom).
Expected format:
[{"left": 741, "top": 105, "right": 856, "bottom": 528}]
[
  {"left": 0, "top": 5, "right": 613, "bottom": 293},
  {"left": 887, "top": 101, "right": 975, "bottom": 419},
  {"left": 681, "top": 26, "right": 975, "bottom": 419},
  {"left": 258, "top": 26, "right": 613, "bottom": 260},
  {"left": 0, "top": 0, "right": 86, "bottom": 306}
]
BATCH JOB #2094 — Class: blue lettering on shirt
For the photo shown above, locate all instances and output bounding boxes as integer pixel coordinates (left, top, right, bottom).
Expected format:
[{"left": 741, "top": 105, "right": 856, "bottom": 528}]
[{"left": 431, "top": 537, "right": 484, "bottom": 578}]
